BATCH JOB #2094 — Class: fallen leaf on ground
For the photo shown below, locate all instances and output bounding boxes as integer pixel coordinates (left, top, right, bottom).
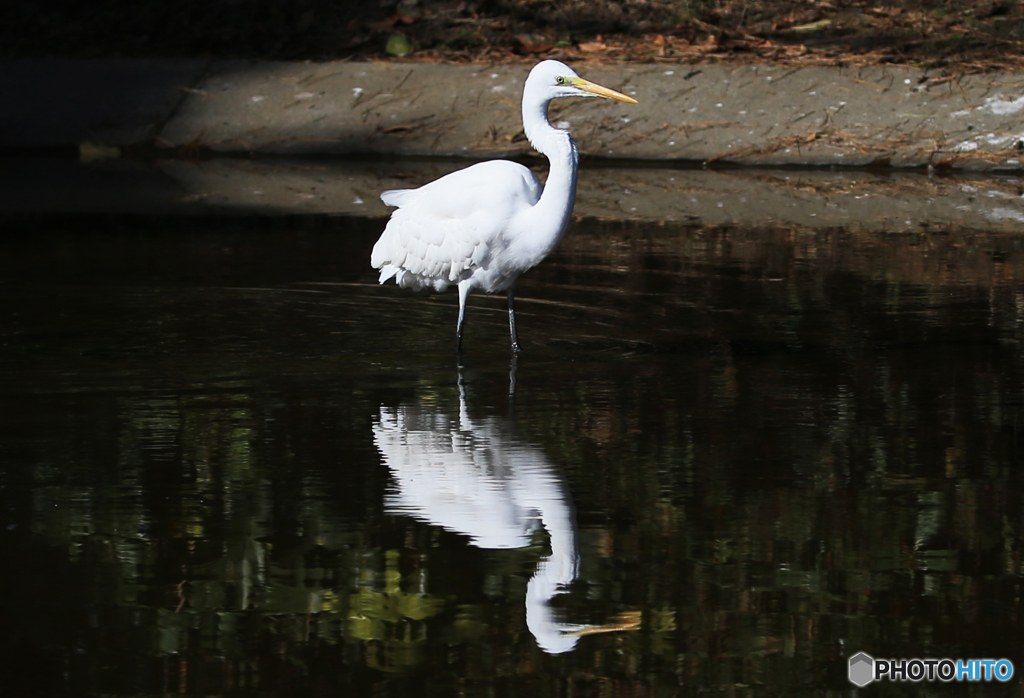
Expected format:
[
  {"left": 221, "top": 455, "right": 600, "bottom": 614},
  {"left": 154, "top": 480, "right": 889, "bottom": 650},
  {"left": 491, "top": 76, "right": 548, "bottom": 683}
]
[
  {"left": 791, "top": 18, "right": 832, "bottom": 32},
  {"left": 515, "top": 34, "right": 552, "bottom": 53},
  {"left": 385, "top": 34, "right": 413, "bottom": 56}
]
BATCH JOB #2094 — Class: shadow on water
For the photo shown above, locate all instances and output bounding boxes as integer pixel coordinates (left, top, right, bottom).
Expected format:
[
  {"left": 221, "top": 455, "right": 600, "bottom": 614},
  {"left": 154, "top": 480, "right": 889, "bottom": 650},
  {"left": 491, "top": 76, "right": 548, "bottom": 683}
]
[{"left": 0, "top": 212, "right": 1023, "bottom": 695}]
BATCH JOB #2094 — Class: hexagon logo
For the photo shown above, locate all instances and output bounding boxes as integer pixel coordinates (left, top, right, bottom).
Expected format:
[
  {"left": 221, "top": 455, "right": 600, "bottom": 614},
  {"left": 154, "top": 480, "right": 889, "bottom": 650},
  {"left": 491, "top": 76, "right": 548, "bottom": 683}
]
[{"left": 849, "top": 652, "right": 875, "bottom": 687}]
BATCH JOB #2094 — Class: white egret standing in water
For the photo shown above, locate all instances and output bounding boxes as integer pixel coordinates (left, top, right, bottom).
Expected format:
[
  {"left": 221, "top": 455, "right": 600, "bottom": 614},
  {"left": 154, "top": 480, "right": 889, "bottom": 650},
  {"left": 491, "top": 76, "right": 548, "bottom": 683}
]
[{"left": 370, "top": 60, "right": 637, "bottom": 353}]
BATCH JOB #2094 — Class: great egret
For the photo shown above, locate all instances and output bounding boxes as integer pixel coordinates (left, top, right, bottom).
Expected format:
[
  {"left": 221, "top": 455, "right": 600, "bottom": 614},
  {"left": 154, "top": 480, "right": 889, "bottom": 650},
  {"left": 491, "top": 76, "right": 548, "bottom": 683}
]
[{"left": 370, "top": 60, "right": 637, "bottom": 353}]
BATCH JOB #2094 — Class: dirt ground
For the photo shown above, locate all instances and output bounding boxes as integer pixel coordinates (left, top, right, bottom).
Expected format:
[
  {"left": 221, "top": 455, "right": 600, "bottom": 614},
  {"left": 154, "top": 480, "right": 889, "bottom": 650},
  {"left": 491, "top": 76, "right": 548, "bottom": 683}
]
[{"left": 7, "top": 1, "right": 1024, "bottom": 74}]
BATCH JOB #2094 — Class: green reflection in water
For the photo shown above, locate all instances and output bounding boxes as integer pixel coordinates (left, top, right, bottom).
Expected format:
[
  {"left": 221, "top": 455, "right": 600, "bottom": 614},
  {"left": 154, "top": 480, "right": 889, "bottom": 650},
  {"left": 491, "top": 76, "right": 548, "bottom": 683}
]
[{"left": 0, "top": 214, "right": 1022, "bottom": 696}]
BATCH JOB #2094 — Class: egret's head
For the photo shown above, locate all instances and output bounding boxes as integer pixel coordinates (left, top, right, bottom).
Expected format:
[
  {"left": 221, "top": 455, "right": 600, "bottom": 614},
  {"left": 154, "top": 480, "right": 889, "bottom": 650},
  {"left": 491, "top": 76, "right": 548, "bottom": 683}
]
[{"left": 527, "top": 59, "right": 638, "bottom": 104}]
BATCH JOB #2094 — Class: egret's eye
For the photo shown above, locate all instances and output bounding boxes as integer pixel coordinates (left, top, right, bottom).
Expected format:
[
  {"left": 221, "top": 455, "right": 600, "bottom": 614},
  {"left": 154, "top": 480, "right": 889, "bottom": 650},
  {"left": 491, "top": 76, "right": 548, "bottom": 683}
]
[{"left": 556, "top": 76, "right": 566, "bottom": 85}]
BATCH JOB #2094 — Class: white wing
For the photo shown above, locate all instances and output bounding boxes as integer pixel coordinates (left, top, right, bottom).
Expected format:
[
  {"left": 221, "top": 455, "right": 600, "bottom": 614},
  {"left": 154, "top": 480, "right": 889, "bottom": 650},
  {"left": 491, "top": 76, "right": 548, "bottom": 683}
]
[{"left": 371, "top": 160, "right": 542, "bottom": 291}]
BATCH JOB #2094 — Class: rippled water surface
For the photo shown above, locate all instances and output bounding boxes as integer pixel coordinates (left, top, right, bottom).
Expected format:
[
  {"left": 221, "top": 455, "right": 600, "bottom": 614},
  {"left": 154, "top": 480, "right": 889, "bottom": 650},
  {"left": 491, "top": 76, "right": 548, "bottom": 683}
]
[{"left": 2, "top": 213, "right": 1023, "bottom": 696}]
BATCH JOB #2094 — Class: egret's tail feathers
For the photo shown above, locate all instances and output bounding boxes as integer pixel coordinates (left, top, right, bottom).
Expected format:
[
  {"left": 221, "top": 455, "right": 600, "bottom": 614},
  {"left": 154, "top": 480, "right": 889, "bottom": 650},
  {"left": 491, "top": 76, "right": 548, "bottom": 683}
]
[
  {"left": 381, "top": 189, "right": 418, "bottom": 207},
  {"left": 377, "top": 265, "right": 401, "bottom": 285},
  {"left": 376, "top": 265, "right": 450, "bottom": 292}
]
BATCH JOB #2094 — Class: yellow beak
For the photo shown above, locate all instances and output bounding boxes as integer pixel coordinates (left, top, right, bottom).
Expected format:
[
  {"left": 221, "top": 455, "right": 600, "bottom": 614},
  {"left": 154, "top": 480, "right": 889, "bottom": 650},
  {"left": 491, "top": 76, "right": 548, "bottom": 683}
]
[{"left": 570, "top": 77, "right": 638, "bottom": 103}]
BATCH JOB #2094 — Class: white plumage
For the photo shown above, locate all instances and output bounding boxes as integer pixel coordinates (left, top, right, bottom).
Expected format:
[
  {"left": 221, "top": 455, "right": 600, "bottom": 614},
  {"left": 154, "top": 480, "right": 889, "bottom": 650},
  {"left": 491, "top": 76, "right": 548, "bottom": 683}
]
[
  {"left": 374, "top": 161, "right": 541, "bottom": 292},
  {"left": 371, "top": 60, "right": 636, "bottom": 352}
]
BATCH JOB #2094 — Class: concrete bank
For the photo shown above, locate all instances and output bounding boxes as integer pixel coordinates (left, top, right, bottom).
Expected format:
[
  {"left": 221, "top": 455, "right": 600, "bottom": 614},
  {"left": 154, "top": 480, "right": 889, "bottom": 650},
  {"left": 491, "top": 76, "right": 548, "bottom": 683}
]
[
  {"left": 5, "top": 155, "right": 1024, "bottom": 233},
  {"left": 5, "top": 57, "right": 1024, "bottom": 169}
]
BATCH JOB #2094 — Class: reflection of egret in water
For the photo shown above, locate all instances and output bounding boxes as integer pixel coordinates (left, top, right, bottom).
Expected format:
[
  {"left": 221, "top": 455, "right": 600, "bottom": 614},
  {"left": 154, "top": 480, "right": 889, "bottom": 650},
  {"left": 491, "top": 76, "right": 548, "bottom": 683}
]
[{"left": 373, "top": 371, "right": 636, "bottom": 654}]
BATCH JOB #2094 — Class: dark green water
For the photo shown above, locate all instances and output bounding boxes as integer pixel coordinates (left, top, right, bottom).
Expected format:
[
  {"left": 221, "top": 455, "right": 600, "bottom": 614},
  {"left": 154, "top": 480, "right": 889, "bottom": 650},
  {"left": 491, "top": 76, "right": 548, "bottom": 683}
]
[{"left": 1, "top": 214, "right": 1023, "bottom": 696}]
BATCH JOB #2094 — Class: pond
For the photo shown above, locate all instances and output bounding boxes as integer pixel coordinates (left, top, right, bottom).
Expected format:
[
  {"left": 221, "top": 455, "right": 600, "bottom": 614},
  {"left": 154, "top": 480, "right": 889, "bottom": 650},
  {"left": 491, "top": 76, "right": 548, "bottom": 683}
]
[{"left": 1, "top": 197, "right": 1023, "bottom": 695}]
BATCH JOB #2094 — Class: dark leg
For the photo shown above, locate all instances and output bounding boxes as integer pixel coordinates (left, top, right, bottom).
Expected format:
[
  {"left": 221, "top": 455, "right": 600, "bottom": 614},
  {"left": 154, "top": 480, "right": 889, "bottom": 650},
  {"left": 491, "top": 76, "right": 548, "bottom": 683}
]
[
  {"left": 457, "top": 364, "right": 468, "bottom": 425},
  {"left": 508, "top": 288, "right": 522, "bottom": 353},
  {"left": 508, "top": 353, "right": 518, "bottom": 406}
]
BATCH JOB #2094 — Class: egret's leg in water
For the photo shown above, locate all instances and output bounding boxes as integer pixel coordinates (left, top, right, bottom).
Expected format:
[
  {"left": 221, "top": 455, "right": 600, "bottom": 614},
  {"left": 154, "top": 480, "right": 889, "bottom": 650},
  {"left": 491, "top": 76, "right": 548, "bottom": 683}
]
[
  {"left": 508, "top": 288, "right": 522, "bottom": 354},
  {"left": 456, "top": 281, "right": 472, "bottom": 353},
  {"left": 509, "top": 353, "right": 519, "bottom": 407}
]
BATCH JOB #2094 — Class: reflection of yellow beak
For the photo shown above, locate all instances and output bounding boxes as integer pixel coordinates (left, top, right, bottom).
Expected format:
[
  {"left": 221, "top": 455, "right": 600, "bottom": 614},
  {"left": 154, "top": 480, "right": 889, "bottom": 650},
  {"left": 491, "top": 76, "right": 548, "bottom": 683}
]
[
  {"left": 570, "top": 77, "right": 639, "bottom": 103},
  {"left": 566, "top": 610, "right": 643, "bottom": 637}
]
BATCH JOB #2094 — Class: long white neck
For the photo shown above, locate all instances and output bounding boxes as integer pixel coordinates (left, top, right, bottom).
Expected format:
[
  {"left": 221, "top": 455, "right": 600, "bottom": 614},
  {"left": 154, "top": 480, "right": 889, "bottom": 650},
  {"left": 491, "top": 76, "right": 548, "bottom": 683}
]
[{"left": 519, "top": 91, "right": 579, "bottom": 263}]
